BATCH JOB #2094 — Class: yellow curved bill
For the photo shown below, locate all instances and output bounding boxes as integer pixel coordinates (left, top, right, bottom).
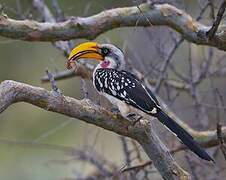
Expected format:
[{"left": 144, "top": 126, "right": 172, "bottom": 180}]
[{"left": 67, "top": 42, "right": 104, "bottom": 69}]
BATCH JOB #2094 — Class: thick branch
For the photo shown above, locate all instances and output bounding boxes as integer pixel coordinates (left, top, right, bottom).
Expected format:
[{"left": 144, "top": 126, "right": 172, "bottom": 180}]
[
  {"left": 1, "top": 3, "right": 226, "bottom": 50},
  {"left": 0, "top": 80, "right": 190, "bottom": 180},
  {"left": 0, "top": 80, "right": 131, "bottom": 136}
]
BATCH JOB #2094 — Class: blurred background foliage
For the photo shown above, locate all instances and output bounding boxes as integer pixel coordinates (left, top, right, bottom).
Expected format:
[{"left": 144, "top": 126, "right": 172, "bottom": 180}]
[{"left": 0, "top": 0, "right": 226, "bottom": 180}]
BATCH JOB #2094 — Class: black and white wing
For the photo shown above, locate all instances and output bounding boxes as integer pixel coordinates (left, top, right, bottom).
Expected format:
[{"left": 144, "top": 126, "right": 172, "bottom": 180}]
[
  {"left": 93, "top": 68, "right": 214, "bottom": 162},
  {"left": 94, "top": 68, "right": 160, "bottom": 115}
]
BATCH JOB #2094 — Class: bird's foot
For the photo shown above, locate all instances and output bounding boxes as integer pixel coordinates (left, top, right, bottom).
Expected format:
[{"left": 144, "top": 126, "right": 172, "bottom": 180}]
[
  {"left": 126, "top": 112, "right": 137, "bottom": 119},
  {"left": 126, "top": 113, "right": 143, "bottom": 126},
  {"left": 132, "top": 116, "right": 143, "bottom": 126}
]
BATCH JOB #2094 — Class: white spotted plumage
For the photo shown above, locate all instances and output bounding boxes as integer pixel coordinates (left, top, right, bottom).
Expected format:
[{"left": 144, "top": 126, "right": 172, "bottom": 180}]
[
  {"left": 87, "top": 43, "right": 214, "bottom": 162},
  {"left": 93, "top": 68, "right": 160, "bottom": 116}
]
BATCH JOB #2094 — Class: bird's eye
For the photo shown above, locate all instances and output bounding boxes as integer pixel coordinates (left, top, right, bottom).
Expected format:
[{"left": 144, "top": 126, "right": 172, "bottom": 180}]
[{"left": 101, "top": 47, "right": 110, "bottom": 55}]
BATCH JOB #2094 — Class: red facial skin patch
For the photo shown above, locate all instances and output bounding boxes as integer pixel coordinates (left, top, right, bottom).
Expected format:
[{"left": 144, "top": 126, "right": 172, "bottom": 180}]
[{"left": 100, "top": 60, "right": 110, "bottom": 68}]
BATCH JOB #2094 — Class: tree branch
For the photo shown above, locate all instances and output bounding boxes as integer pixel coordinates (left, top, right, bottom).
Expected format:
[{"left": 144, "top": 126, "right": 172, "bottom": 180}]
[
  {"left": 0, "top": 80, "right": 190, "bottom": 180},
  {"left": 1, "top": 3, "right": 226, "bottom": 51},
  {"left": 32, "top": 0, "right": 71, "bottom": 54},
  {"left": 121, "top": 161, "right": 152, "bottom": 173},
  {"left": 207, "top": 0, "right": 226, "bottom": 39}
]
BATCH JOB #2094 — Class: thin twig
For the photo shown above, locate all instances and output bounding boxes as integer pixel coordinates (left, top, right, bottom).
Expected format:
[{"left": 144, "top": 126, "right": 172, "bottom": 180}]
[
  {"left": 196, "top": 1, "right": 211, "bottom": 21},
  {"left": 208, "top": 0, "right": 215, "bottom": 21},
  {"left": 33, "top": 0, "right": 71, "bottom": 55},
  {"left": 154, "top": 1, "right": 211, "bottom": 93},
  {"left": 51, "top": 0, "right": 65, "bottom": 22},
  {"left": 121, "top": 161, "right": 152, "bottom": 173},
  {"left": 215, "top": 89, "right": 226, "bottom": 161},
  {"left": 154, "top": 38, "right": 183, "bottom": 93},
  {"left": 46, "top": 69, "right": 62, "bottom": 96},
  {"left": 120, "top": 137, "right": 132, "bottom": 167},
  {"left": 131, "top": 140, "right": 143, "bottom": 162},
  {"left": 184, "top": 154, "right": 199, "bottom": 180},
  {"left": 207, "top": 0, "right": 226, "bottom": 39},
  {"left": 217, "top": 122, "right": 226, "bottom": 160}
]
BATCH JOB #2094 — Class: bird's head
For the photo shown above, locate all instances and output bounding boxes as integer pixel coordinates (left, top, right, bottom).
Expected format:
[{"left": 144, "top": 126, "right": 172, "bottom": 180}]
[{"left": 67, "top": 42, "right": 125, "bottom": 70}]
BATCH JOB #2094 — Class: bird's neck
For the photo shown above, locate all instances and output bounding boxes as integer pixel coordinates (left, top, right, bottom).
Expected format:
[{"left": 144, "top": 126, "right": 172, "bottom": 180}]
[
  {"left": 93, "top": 63, "right": 107, "bottom": 76},
  {"left": 93, "top": 57, "right": 125, "bottom": 77}
]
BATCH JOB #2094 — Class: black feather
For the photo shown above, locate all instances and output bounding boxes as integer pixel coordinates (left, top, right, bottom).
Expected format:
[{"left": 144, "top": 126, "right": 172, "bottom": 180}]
[
  {"left": 94, "top": 68, "right": 214, "bottom": 162},
  {"left": 94, "top": 69, "right": 159, "bottom": 113},
  {"left": 156, "top": 110, "right": 214, "bottom": 162}
]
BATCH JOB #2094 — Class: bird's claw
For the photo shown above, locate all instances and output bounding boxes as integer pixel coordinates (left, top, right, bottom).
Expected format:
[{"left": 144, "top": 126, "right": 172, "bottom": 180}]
[
  {"left": 126, "top": 113, "right": 143, "bottom": 126},
  {"left": 132, "top": 116, "right": 143, "bottom": 126},
  {"left": 127, "top": 113, "right": 137, "bottom": 118}
]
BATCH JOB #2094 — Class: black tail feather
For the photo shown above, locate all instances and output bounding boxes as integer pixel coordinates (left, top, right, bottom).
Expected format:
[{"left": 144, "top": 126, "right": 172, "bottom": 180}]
[{"left": 156, "top": 110, "right": 214, "bottom": 162}]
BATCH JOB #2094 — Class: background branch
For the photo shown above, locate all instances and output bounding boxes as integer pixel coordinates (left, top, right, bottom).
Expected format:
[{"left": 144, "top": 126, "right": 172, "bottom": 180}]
[
  {"left": 1, "top": 3, "right": 226, "bottom": 51},
  {"left": 207, "top": 0, "right": 226, "bottom": 39}
]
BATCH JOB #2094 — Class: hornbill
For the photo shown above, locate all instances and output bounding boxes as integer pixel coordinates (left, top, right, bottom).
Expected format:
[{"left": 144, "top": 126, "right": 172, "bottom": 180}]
[{"left": 67, "top": 42, "right": 214, "bottom": 162}]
